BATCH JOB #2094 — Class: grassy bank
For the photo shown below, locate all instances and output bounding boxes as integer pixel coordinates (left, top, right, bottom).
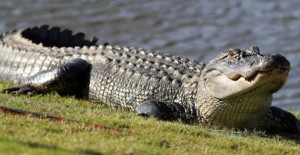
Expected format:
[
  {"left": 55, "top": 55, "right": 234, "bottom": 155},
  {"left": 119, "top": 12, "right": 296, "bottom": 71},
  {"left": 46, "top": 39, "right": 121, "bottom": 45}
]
[{"left": 0, "top": 82, "right": 299, "bottom": 155}]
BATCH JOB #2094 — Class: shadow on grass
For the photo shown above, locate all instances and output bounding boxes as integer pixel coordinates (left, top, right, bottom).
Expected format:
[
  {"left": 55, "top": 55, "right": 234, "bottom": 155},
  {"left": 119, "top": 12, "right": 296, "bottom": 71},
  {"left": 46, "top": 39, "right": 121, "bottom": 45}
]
[
  {"left": 258, "top": 132, "right": 300, "bottom": 144},
  {"left": 0, "top": 138, "right": 102, "bottom": 155},
  {"left": 208, "top": 128, "right": 300, "bottom": 144}
]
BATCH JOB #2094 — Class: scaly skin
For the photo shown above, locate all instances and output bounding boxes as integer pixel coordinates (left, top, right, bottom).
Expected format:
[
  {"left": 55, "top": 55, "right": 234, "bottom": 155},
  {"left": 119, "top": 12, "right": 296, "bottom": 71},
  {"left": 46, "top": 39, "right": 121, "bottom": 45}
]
[{"left": 0, "top": 25, "right": 299, "bottom": 132}]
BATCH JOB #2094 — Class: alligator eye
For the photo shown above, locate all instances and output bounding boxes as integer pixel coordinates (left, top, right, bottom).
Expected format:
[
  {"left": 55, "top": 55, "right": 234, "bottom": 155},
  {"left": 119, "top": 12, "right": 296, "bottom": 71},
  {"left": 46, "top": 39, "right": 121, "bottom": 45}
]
[
  {"left": 248, "top": 46, "right": 260, "bottom": 55},
  {"left": 228, "top": 50, "right": 235, "bottom": 57},
  {"left": 228, "top": 48, "right": 241, "bottom": 58}
]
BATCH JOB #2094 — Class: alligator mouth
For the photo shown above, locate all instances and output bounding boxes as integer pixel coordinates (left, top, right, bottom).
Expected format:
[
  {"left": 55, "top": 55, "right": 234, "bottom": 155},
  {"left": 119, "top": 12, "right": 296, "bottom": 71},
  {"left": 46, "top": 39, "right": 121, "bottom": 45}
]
[
  {"left": 203, "top": 67, "right": 290, "bottom": 99},
  {"left": 228, "top": 67, "right": 290, "bottom": 82}
]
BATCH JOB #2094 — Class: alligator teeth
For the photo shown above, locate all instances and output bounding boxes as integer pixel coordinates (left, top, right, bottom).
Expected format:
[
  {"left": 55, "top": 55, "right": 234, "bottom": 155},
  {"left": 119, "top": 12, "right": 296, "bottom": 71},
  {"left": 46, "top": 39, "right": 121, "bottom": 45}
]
[
  {"left": 245, "top": 72, "right": 259, "bottom": 82},
  {"left": 244, "top": 68, "right": 289, "bottom": 82}
]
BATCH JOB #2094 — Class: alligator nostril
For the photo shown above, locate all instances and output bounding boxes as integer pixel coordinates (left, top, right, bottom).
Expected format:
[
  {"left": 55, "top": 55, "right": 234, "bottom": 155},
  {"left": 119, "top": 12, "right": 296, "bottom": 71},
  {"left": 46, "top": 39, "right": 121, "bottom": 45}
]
[{"left": 268, "top": 54, "right": 290, "bottom": 69}]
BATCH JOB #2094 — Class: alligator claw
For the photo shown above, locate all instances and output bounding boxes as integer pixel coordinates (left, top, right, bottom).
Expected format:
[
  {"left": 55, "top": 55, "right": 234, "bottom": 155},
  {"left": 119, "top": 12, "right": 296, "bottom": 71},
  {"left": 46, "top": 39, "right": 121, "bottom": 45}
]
[
  {"left": 2, "top": 85, "right": 36, "bottom": 96},
  {"left": 136, "top": 101, "right": 163, "bottom": 119}
]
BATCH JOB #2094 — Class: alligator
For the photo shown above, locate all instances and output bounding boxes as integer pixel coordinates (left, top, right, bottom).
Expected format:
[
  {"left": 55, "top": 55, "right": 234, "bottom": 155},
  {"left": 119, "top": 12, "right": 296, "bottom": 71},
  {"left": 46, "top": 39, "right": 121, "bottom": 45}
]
[{"left": 0, "top": 25, "right": 299, "bottom": 133}]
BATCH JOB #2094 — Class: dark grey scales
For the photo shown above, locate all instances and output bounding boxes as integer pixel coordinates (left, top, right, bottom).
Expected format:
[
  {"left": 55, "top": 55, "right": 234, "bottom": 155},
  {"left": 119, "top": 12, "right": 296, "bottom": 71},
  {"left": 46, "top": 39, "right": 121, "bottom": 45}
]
[{"left": 0, "top": 25, "right": 299, "bottom": 133}]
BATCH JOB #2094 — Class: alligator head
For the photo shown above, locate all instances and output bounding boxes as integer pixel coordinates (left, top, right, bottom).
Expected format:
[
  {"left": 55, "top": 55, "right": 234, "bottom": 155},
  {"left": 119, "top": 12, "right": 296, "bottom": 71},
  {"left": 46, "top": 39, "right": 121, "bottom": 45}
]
[
  {"left": 202, "top": 46, "right": 290, "bottom": 99},
  {"left": 197, "top": 46, "right": 290, "bottom": 128}
]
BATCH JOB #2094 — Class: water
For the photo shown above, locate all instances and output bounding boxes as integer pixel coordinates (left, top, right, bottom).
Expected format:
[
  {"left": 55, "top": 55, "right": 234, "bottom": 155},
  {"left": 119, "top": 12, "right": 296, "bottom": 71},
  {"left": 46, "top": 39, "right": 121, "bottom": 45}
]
[{"left": 1, "top": 0, "right": 300, "bottom": 111}]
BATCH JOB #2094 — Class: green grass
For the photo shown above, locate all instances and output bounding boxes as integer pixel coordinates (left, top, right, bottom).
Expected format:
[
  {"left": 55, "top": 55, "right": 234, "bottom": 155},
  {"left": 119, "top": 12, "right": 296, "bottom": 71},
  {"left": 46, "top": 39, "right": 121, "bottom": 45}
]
[{"left": 0, "top": 82, "right": 299, "bottom": 155}]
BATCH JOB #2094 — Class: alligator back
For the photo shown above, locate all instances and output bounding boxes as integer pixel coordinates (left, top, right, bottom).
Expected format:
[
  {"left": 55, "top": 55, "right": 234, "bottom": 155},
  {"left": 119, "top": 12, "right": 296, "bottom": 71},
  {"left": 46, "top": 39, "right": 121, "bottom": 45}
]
[{"left": 0, "top": 25, "right": 204, "bottom": 84}]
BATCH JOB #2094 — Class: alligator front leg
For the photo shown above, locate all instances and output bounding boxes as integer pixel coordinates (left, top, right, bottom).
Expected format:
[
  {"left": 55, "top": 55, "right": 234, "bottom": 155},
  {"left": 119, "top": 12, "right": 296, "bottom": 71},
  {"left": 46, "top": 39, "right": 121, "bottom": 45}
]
[
  {"left": 263, "top": 106, "right": 300, "bottom": 133},
  {"left": 2, "top": 58, "right": 92, "bottom": 98},
  {"left": 136, "top": 100, "right": 195, "bottom": 123}
]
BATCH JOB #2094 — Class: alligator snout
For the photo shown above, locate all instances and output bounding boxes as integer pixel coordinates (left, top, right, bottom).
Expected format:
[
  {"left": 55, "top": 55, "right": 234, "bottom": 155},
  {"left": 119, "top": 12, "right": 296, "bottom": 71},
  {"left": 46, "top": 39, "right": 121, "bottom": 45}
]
[{"left": 263, "top": 54, "right": 290, "bottom": 71}]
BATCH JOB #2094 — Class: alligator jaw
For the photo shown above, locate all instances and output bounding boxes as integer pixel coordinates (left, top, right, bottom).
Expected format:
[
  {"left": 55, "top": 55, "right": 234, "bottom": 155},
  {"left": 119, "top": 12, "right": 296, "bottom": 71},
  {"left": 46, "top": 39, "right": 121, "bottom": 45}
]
[
  {"left": 203, "top": 67, "right": 289, "bottom": 100},
  {"left": 229, "top": 67, "right": 290, "bottom": 82}
]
